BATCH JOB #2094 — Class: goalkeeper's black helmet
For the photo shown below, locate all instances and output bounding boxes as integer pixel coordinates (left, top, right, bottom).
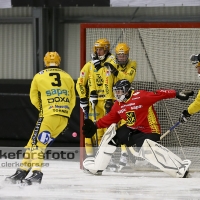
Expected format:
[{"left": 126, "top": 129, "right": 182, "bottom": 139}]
[{"left": 113, "top": 79, "right": 131, "bottom": 102}]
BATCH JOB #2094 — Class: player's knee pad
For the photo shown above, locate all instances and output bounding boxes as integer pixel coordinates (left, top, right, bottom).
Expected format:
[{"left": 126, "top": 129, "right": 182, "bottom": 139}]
[{"left": 83, "top": 123, "right": 117, "bottom": 175}]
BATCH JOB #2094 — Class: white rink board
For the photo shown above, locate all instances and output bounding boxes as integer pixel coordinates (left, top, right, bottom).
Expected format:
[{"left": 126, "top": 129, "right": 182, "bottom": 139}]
[{"left": 0, "top": 160, "right": 200, "bottom": 200}]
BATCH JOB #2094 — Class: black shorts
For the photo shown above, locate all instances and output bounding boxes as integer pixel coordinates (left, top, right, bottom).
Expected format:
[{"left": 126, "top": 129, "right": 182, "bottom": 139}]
[{"left": 116, "top": 124, "right": 160, "bottom": 147}]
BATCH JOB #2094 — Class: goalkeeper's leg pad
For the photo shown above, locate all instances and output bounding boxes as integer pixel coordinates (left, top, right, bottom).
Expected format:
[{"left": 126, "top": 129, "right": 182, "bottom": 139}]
[
  {"left": 83, "top": 123, "right": 117, "bottom": 175},
  {"left": 5, "top": 168, "right": 29, "bottom": 184},
  {"left": 138, "top": 139, "right": 192, "bottom": 178}
]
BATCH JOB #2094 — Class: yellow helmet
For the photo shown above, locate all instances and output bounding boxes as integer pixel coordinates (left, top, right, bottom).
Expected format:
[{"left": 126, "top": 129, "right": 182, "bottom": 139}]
[
  {"left": 115, "top": 43, "right": 130, "bottom": 55},
  {"left": 115, "top": 43, "right": 130, "bottom": 65},
  {"left": 195, "top": 62, "right": 200, "bottom": 68},
  {"left": 93, "top": 38, "right": 110, "bottom": 53},
  {"left": 44, "top": 52, "right": 61, "bottom": 67}
]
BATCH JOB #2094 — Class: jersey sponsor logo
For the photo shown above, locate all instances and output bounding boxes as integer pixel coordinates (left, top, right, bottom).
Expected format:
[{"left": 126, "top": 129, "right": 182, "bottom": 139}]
[
  {"left": 104, "top": 84, "right": 109, "bottom": 95},
  {"left": 80, "top": 71, "right": 85, "bottom": 77},
  {"left": 118, "top": 108, "right": 126, "bottom": 114},
  {"left": 131, "top": 97, "right": 140, "bottom": 100},
  {"left": 106, "top": 70, "right": 111, "bottom": 76},
  {"left": 126, "top": 111, "right": 136, "bottom": 126},
  {"left": 131, "top": 105, "right": 142, "bottom": 110},
  {"left": 47, "top": 97, "right": 70, "bottom": 103},
  {"left": 160, "top": 90, "right": 169, "bottom": 93},
  {"left": 32, "top": 117, "right": 43, "bottom": 145},
  {"left": 46, "top": 89, "right": 69, "bottom": 96},
  {"left": 121, "top": 103, "right": 135, "bottom": 108},
  {"left": 46, "top": 68, "right": 61, "bottom": 72},
  {"left": 53, "top": 109, "right": 68, "bottom": 113},
  {"left": 133, "top": 92, "right": 140, "bottom": 96},
  {"left": 38, "top": 131, "right": 54, "bottom": 145},
  {"left": 129, "top": 69, "right": 134, "bottom": 76},
  {"left": 39, "top": 70, "right": 44, "bottom": 74},
  {"left": 78, "top": 84, "right": 85, "bottom": 94},
  {"left": 49, "top": 105, "right": 70, "bottom": 109},
  {"left": 96, "top": 74, "right": 103, "bottom": 86}
]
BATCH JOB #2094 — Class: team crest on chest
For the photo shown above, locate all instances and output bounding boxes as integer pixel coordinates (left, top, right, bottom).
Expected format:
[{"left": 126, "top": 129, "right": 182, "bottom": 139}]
[{"left": 126, "top": 111, "right": 136, "bottom": 126}]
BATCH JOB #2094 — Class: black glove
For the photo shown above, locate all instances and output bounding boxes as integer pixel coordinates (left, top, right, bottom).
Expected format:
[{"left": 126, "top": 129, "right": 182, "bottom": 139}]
[
  {"left": 104, "top": 99, "right": 114, "bottom": 114},
  {"left": 80, "top": 98, "right": 89, "bottom": 118},
  {"left": 179, "top": 110, "right": 191, "bottom": 123},
  {"left": 176, "top": 90, "right": 194, "bottom": 100},
  {"left": 104, "top": 62, "right": 119, "bottom": 77},
  {"left": 190, "top": 54, "right": 200, "bottom": 64},
  {"left": 89, "top": 90, "right": 98, "bottom": 109},
  {"left": 82, "top": 119, "right": 97, "bottom": 138},
  {"left": 91, "top": 54, "right": 101, "bottom": 71}
]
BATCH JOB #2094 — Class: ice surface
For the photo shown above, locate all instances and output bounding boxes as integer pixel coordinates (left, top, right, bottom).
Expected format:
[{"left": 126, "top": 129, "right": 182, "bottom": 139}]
[{"left": 0, "top": 159, "right": 200, "bottom": 200}]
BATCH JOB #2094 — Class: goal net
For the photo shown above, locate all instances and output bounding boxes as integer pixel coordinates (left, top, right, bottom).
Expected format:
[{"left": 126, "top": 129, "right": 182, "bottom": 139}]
[{"left": 80, "top": 23, "right": 200, "bottom": 171}]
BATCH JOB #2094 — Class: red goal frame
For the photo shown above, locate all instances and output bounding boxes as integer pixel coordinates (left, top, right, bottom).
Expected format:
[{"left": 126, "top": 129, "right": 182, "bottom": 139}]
[{"left": 79, "top": 22, "right": 200, "bottom": 168}]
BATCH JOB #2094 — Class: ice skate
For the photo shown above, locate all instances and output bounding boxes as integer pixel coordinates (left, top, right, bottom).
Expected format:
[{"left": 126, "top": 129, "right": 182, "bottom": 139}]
[
  {"left": 117, "top": 153, "right": 128, "bottom": 172},
  {"left": 106, "top": 157, "right": 118, "bottom": 172},
  {"left": 5, "top": 168, "right": 29, "bottom": 184},
  {"left": 21, "top": 170, "right": 43, "bottom": 186}
]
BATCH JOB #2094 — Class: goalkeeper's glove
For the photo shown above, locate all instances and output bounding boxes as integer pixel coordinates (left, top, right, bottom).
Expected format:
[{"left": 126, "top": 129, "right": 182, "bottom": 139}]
[
  {"left": 190, "top": 54, "right": 200, "bottom": 64},
  {"left": 82, "top": 119, "right": 97, "bottom": 138},
  {"left": 104, "top": 62, "right": 119, "bottom": 77},
  {"left": 176, "top": 90, "right": 194, "bottom": 100},
  {"left": 179, "top": 110, "right": 191, "bottom": 123}
]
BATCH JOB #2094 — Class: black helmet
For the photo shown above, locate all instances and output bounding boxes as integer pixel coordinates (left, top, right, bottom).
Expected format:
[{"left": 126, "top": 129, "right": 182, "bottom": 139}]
[{"left": 113, "top": 79, "right": 131, "bottom": 102}]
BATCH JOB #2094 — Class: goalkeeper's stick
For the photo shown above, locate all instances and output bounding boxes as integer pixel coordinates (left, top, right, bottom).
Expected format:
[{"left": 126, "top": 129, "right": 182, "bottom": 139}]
[
  {"left": 129, "top": 121, "right": 180, "bottom": 157},
  {"left": 160, "top": 121, "right": 180, "bottom": 140}
]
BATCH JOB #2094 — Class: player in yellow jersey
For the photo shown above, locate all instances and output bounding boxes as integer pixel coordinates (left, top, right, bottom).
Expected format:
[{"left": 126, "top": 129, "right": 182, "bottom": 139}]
[
  {"left": 104, "top": 43, "right": 137, "bottom": 171},
  {"left": 179, "top": 61, "right": 200, "bottom": 123},
  {"left": 5, "top": 52, "right": 76, "bottom": 185},
  {"left": 77, "top": 38, "right": 115, "bottom": 157}
]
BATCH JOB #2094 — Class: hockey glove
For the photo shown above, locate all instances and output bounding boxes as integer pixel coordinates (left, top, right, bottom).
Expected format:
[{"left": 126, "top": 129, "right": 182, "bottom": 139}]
[
  {"left": 91, "top": 53, "right": 98, "bottom": 60},
  {"left": 104, "top": 99, "right": 114, "bottom": 114},
  {"left": 190, "top": 54, "right": 200, "bottom": 64},
  {"left": 104, "top": 62, "right": 119, "bottom": 77},
  {"left": 82, "top": 119, "right": 97, "bottom": 138},
  {"left": 80, "top": 97, "right": 89, "bottom": 118},
  {"left": 176, "top": 90, "right": 194, "bottom": 100},
  {"left": 89, "top": 91, "right": 98, "bottom": 109},
  {"left": 179, "top": 110, "right": 191, "bottom": 123},
  {"left": 91, "top": 56, "right": 101, "bottom": 71}
]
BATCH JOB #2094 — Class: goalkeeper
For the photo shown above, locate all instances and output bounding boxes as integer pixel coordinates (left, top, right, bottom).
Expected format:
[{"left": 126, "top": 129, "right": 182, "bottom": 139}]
[
  {"left": 82, "top": 79, "right": 194, "bottom": 178},
  {"left": 5, "top": 52, "right": 76, "bottom": 185}
]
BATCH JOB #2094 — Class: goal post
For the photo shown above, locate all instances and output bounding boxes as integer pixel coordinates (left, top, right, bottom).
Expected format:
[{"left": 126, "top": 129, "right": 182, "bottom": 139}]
[{"left": 80, "top": 22, "right": 200, "bottom": 170}]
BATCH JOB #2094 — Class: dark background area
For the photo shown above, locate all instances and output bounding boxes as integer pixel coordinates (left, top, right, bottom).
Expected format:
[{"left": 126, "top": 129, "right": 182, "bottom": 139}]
[
  {"left": 0, "top": 80, "right": 80, "bottom": 147},
  {"left": 11, "top": 0, "right": 110, "bottom": 7}
]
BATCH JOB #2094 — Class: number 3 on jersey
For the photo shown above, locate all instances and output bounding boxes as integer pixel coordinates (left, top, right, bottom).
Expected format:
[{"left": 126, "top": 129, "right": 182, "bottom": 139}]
[{"left": 49, "top": 73, "right": 61, "bottom": 87}]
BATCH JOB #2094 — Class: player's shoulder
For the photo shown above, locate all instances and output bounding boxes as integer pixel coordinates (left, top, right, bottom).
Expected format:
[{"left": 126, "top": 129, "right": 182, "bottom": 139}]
[
  {"left": 105, "top": 54, "right": 117, "bottom": 65},
  {"left": 82, "top": 62, "right": 92, "bottom": 71},
  {"left": 128, "top": 59, "right": 137, "bottom": 66}
]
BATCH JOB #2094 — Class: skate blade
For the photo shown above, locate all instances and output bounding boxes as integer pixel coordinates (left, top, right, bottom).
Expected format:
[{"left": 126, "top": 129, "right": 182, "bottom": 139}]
[
  {"left": 118, "top": 166, "right": 135, "bottom": 173},
  {"left": 83, "top": 167, "right": 102, "bottom": 176}
]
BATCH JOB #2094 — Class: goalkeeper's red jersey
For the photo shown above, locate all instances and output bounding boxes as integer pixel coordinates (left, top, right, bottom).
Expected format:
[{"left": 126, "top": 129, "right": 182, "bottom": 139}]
[{"left": 96, "top": 89, "right": 176, "bottom": 134}]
